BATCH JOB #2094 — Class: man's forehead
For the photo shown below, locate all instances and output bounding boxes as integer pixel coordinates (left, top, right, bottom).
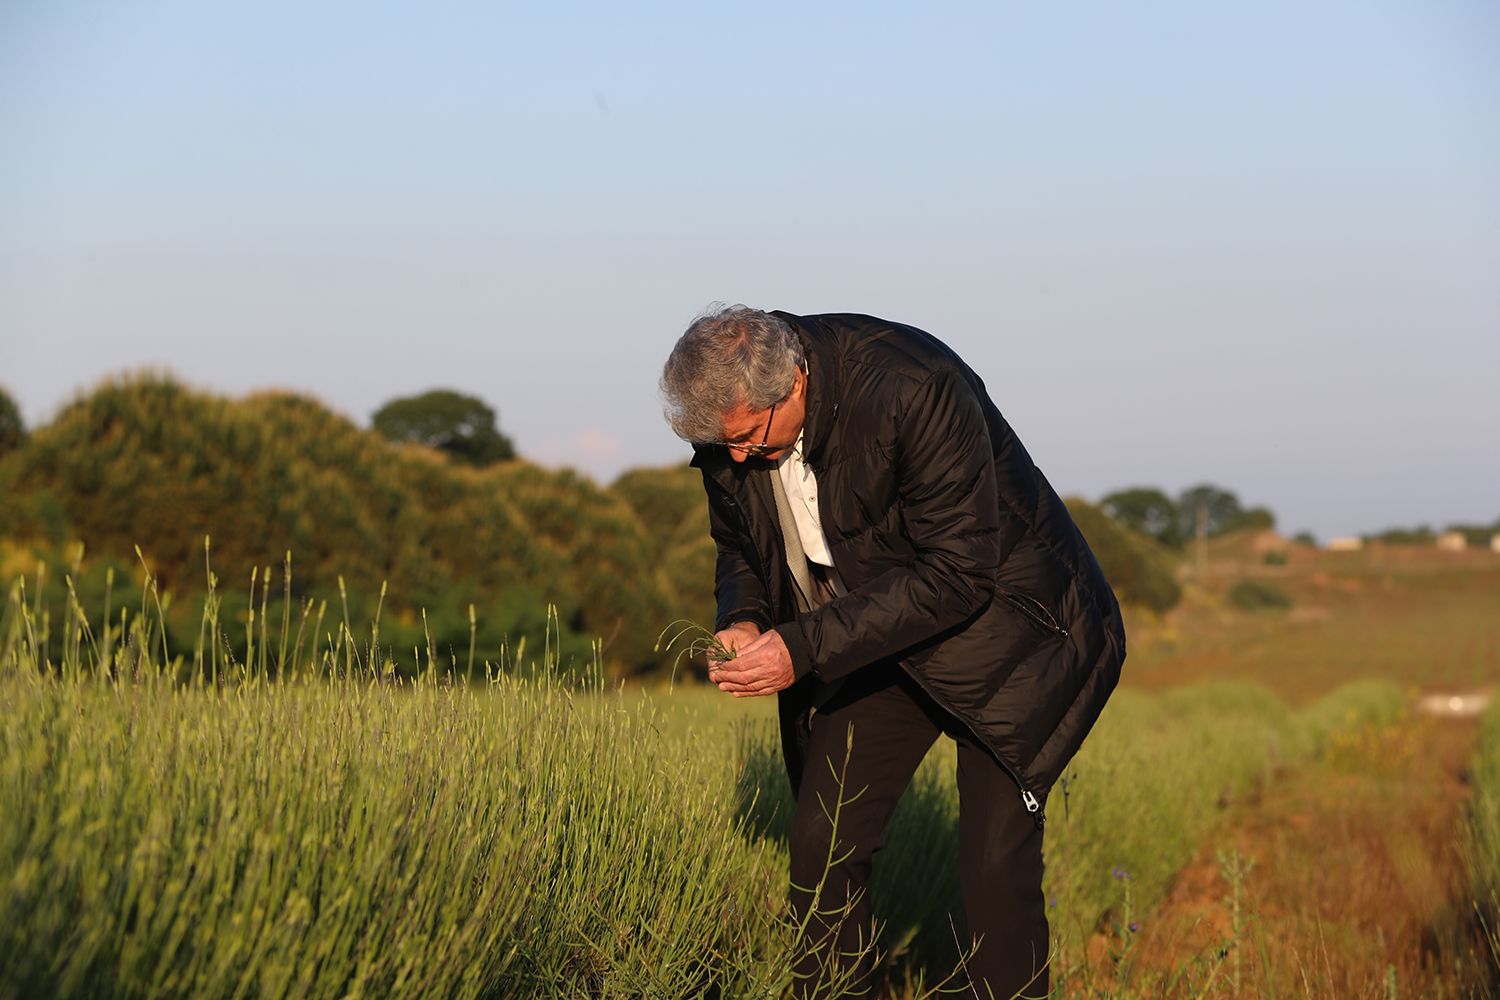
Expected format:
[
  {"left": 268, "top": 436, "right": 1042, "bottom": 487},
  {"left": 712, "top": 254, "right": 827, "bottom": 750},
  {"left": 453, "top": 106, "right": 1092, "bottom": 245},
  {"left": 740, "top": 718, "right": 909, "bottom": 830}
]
[{"left": 718, "top": 399, "right": 762, "bottom": 439}]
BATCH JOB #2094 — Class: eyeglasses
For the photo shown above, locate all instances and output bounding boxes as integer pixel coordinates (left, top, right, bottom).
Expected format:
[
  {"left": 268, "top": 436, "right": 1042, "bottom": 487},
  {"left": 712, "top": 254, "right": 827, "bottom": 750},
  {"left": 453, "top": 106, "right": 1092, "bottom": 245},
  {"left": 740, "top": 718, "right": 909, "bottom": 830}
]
[{"left": 723, "top": 401, "right": 777, "bottom": 456}]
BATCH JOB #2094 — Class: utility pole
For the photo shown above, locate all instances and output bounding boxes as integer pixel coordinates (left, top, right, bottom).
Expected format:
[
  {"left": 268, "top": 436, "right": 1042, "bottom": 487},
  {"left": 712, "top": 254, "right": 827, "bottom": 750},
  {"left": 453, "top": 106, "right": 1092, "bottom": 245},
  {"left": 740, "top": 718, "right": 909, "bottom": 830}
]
[{"left": 1196, "top": 503, "right": 1208, "bottom": 577}]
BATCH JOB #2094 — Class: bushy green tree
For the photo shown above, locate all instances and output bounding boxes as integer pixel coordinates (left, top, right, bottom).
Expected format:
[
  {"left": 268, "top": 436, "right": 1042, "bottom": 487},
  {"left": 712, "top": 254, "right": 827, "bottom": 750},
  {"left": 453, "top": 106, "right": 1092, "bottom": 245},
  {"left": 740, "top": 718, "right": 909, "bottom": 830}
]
[
  {"left": 1220, "top": 506, "right": 1276, "bottom": 533},
  {"left": 1101, "top": 487, "right": 1181, "bottom": 546},
  {"left": 1176, "top": 484, "right": 1243, "bottom": 538},
  {"left": 0, "top": 387, "right": 24, "bottom": 459},
  {"left": 1102, "top": 484, "right": 1275, "bottom": 545},
  {"left": 372, "top": 390, "right": 515, "bottom": 466}
]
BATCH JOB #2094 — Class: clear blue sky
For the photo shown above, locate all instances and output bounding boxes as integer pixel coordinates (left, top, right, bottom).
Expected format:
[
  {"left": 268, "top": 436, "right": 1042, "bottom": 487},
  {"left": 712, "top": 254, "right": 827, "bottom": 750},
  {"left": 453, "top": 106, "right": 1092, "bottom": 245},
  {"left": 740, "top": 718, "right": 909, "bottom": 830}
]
[{"left": 2, "top": 0, "right": 1496, "bottom": 540}]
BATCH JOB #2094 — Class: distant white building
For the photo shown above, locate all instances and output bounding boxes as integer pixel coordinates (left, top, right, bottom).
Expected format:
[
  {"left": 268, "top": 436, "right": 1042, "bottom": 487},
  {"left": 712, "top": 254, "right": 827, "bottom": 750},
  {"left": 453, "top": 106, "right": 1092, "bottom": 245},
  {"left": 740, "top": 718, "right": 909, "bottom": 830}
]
[
  {"left": 1436, "top": 531, "right": 1467, "bottom": 552},
  {"left": 1326, "top": 536, "right": 1364, "bottom": 552}
]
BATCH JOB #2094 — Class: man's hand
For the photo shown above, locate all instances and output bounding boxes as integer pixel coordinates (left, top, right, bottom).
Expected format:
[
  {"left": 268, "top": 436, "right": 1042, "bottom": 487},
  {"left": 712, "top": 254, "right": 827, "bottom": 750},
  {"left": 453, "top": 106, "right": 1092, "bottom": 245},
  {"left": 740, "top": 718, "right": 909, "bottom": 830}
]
[
  {"left": 710, "top": 622, "right": 762, "bottom": 668},
  {"left": 709, "top": 627, "right": 796, "bottom": 698}
]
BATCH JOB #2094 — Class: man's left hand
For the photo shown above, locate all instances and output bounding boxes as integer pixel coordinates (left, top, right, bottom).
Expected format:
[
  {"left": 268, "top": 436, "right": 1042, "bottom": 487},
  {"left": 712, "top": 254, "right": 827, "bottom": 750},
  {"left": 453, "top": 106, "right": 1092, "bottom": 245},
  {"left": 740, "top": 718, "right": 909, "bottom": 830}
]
[{"left": 708, "top": 629, "right": 796, "bottom": 697}]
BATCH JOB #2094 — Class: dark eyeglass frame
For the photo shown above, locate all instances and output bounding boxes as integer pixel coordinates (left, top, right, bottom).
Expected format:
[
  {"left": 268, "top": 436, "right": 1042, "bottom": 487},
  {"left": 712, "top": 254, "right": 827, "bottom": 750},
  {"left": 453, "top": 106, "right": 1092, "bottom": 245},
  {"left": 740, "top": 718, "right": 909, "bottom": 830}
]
[{"left": 722, "top": 401, "right": 777, "bottom": 456}]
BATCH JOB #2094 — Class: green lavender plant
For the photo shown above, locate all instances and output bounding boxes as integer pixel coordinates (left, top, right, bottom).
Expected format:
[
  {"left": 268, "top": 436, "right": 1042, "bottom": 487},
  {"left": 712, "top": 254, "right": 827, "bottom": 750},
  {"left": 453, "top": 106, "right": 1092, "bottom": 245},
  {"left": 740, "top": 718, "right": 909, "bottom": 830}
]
[
  {"left": 1216, "top": 847, "right": 1258, "bottom": 996},
  {"left": 655, "top": 618, "right": 739, "bottom": 688}
]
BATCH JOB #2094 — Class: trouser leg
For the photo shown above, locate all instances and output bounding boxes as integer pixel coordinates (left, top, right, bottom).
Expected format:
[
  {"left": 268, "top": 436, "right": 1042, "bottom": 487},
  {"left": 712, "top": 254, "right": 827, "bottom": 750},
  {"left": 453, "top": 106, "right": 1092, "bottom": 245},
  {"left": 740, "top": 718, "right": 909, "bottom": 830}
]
[
  {"left": 788, "top": 663, "right": 941, "bottom": 998},
  {"left": 955, "top": 735, "right": 1050, "bottom": 998}
]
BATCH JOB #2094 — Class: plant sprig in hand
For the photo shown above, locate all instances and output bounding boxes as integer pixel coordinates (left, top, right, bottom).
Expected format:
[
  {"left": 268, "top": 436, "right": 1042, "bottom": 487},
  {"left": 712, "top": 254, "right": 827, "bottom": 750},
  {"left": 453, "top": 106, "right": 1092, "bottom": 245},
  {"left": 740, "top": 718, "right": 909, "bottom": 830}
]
[{"left": 655, "top": 619, "right": 737, "bottom": 690}]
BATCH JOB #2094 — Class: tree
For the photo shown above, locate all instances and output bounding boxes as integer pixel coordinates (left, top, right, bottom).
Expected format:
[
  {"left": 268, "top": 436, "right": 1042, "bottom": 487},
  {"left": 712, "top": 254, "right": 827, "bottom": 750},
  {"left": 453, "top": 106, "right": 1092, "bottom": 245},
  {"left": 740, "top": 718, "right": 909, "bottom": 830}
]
[
  {"left": 372, "top": 390, "right": 515, "bottom": 466},
  {"left": 1100, "top": 487, "right": 1181, "bottom": 547},
  {"left": 1176, "top": 484, "right": 1243, "bottom": 539},
  {"left": 0, "top": 387, "right": 25, "bottom": 459},
  {"left": 1220, "top": 507, "right": 1276, "bottom": 533}
]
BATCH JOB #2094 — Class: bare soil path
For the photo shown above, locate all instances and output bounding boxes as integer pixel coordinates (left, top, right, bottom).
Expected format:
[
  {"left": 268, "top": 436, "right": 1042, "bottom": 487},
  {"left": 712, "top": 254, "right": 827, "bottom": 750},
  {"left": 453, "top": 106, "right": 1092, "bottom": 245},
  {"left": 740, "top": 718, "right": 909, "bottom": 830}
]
[{"left": 1084, "top": 707, "right": 1490, "bottom": 997}]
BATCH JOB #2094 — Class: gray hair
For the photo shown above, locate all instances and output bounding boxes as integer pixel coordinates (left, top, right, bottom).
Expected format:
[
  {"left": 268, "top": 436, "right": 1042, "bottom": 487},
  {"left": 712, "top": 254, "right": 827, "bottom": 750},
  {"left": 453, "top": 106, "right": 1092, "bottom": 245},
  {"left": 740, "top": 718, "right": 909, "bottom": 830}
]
[{"left": 660, "top": 304, "right": 804, "bottom": 443}]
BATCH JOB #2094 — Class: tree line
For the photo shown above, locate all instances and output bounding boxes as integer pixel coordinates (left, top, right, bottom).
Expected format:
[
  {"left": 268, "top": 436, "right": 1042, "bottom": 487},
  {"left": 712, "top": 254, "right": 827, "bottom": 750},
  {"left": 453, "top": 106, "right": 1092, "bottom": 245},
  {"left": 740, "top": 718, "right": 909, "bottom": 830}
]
[
  {"left": 0, "top": 377, "right": 712, "bottom": 676},
  {"left": 0, "top": 379, "right": 1361, "bottom": 674}
]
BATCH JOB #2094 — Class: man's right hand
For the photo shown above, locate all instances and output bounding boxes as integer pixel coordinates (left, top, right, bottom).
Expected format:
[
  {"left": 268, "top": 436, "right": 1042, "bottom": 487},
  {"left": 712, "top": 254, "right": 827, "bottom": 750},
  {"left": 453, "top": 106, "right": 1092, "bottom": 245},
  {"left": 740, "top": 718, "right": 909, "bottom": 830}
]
[{"left": 711, "top": 621, "right": 762, "bottom": 668}]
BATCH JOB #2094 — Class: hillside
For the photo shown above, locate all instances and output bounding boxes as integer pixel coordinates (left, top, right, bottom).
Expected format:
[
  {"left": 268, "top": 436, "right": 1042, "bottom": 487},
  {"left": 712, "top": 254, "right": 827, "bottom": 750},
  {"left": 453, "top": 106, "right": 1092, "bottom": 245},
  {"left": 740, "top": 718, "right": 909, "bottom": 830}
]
[{"left": 0, "top": 375, "right": 702, "bottom": 674}]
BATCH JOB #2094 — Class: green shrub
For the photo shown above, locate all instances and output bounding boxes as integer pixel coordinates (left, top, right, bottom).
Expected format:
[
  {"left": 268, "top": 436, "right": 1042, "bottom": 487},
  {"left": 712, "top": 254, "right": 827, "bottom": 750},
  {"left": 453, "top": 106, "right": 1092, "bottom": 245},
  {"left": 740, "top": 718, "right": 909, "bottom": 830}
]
[
  {"left": 0, "top": 388, "right": 23, "bottom": 459},
  {"left": 1372, "top": 525, "right": 1436, "bottom": 546},
  {"left": 1467, "top": 696, "right": 1500, "bottom": 913},
  {"left": 1227, "top": 578, "right": 1293, "bottom": 611},
  {"left": 612, "top": 463, "right": 717, "bottom": 633},
  {"left": 0, "top": 376, "right": 680, "bottom": 673},
  {"left": 1221, "top": 506, "right": 1276, "bottom": 533},
  {"left": 1065, "top": 498, "right": 1182, "bottom": 613}
]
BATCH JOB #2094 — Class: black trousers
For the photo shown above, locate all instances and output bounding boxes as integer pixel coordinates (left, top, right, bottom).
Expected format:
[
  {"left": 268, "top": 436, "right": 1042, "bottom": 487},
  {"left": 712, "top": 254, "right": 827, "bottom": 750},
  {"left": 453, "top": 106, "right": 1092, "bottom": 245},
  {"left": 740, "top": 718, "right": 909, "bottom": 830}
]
[{"left": 788, "top": 661, "right": 1050, "bottom": 999}]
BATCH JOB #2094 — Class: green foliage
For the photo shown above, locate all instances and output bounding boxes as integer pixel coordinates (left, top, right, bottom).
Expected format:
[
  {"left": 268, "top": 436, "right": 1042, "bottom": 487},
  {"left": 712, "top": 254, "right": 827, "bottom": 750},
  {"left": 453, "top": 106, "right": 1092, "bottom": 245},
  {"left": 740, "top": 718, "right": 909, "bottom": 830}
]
[
  {"left": 0, "top": 489, "right": 67, "bottom": 546},
  {"left": 0, "top": 375, "right": 678, "bottom": 673},
  {"left": 1101, "top": 484, "right": 1276, "bottom": 547},
  {"left": 656, "top": 620, "right": 738, "bottom": 685},
  {"left": 1467, "top": 696, "right": 1500, "bottom": 917},
  {"left": 372, "top": 388, "right": 516, "bottom": 466},
  {"left": 1221, "top": 506, "right": 1275, "bottom": 533},
  {"left": 1066, "top": 498, "right": 1182, "bottom": 613},
  {"left": 1371, "top": 525, "right": 1436, "bottom": 546},
  {"left": 1445, "top": 519, "right": 1500, "bottom": 548},
  {"left": 1295, "top": 679, "right": 1407, "bottom": 750},
  {"left": 1176, "top": 483, "right": 1244, "bottom": 538},
  {"left": 1227, "top": 578, "right": 1294, "bottom": 611},
  {"left": 0, "top": 563, "right": 1427, "bottom": 997},
  {"left": 612, "top": 463, "right": 717, "bottom": 631},
  {"left": 1101, "top": 487, "right": 1182, "bottom": 547},
  {"left": 0, "top": 609, "right": 801, "bottom": 999},
  {"left": 0, "top": 388, "right": 23, "bottom": 459}
]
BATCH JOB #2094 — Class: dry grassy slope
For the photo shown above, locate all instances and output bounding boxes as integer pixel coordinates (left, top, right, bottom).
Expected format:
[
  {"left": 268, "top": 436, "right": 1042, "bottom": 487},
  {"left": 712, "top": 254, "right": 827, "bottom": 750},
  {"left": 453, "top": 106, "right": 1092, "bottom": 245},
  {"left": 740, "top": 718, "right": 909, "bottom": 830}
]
[
  {"left": 1118, "top": 711, "right": 1483, "bottom": 997},
  {"left": 1120, "top": 541, "right": 1500, "bottom": 702},
  {"left": 1086, "top": 550, "right": 1500, "bottom": 997}
]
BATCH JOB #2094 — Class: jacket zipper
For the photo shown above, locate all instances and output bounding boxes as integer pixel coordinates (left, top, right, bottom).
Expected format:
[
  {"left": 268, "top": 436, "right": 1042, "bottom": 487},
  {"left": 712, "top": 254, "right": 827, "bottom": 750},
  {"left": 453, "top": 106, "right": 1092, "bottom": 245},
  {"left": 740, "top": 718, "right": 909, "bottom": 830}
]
[
  {"left": 1001, "top": 590, "right": 1068, "bottom": 638},
  {"left": 718, "top": 466, "right": 1046, "bottom": 824},
  {"left": 898, "top": 663, "right": 1045, "bottom": 827}
]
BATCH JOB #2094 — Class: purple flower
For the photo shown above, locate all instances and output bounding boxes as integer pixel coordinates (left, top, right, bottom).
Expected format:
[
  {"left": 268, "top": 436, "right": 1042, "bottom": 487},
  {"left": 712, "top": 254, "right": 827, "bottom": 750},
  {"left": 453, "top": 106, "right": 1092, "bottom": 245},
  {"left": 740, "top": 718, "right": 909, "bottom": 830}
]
[{"left": 1112, "top": 867, "right": 1133, "bottom": 881}]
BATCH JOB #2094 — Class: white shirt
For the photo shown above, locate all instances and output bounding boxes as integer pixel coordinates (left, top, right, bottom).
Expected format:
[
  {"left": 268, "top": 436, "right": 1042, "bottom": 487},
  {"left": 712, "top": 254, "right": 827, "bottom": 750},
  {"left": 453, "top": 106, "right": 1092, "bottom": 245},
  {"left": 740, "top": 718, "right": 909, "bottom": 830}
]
[{"left": 778, "top": 431, "right": 848, "bottom": 595}]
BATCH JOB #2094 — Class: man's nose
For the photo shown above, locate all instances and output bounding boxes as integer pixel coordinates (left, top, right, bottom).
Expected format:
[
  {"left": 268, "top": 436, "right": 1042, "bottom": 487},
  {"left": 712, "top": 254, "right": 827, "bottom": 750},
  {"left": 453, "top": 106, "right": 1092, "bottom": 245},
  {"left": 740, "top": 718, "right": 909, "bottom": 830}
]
[{"left": 728, "top": 447, "right": 748, "bottom": 463}]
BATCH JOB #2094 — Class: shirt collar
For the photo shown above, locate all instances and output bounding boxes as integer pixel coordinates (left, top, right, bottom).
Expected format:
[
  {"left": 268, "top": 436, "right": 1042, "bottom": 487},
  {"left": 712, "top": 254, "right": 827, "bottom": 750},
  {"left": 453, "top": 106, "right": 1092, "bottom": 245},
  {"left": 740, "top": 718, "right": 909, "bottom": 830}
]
[{"left": 781, "top": 429, "right": 807, "bottom": 466}]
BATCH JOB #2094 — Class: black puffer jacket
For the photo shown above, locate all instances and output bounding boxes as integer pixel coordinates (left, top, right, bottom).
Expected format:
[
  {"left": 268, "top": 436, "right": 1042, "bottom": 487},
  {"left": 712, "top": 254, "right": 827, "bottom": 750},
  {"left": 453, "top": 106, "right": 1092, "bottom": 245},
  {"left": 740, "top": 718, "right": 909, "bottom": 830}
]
[{"left": 692, "top": 313, "right": 1125, "bottom": 812}]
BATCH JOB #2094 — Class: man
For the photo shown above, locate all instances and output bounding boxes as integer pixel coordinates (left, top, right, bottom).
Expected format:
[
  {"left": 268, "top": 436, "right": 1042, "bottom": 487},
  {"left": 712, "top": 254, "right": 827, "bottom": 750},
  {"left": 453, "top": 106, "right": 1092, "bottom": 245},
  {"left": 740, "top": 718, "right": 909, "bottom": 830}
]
[{"left": 660, "top": 306, "right": 1125, "bottom": 998}]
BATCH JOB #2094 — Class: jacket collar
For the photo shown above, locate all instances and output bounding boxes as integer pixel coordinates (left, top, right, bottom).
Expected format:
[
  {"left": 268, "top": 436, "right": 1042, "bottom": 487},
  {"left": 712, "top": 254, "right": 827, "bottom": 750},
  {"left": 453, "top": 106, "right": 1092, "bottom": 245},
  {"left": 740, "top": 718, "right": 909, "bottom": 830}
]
[{"left": 772, "top": 311, "right": 840, "bottom": 475}]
